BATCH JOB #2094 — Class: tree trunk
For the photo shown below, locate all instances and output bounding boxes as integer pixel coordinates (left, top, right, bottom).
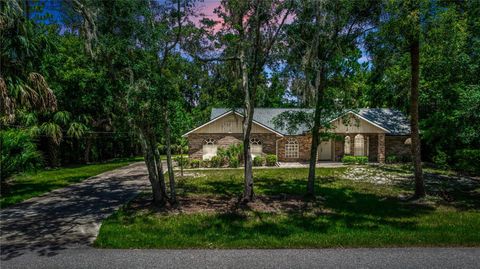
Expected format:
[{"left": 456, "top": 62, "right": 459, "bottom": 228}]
[
  {"left": 84, "top": 134, "right": 93, "bottom": 163},
  {"left": 410, "top": 37, "right": 425, "bottom": 198},
  {"left": 48, "top": 138, "right": 60, "bottom": 168},
  {"left": 240, "top": 48, "right": 254, "bottom": 203},
  {"left": 163, "top": 109, "right": 176, "bottom": 203},
  {"left": 179, "top": 147, "right": 184, "bottom": 177},
  {"left": 306, "top": 68, "right": 326, "bottom": 197},
  {"left": 151, "top": 134, "right": 167, "bottom": 197},
  {"left": 139, "top": 129, "right": 166, "bottom": 206}
]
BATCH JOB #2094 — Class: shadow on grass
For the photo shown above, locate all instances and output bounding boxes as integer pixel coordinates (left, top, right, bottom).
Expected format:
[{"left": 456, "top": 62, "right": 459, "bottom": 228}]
[
  {"left": 376, "top": 165, "right": 480, "bottom": 210},
  {"left": 0, "top": 176, "right": 92, "bottom": 208},
  {"left": 108, "top": 176, "right": 436, "bottom": 248}
]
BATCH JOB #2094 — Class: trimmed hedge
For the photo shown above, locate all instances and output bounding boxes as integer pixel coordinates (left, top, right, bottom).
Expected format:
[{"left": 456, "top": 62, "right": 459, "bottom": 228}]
[
  {"left": 210, "top": 156, "right": 223, "bottom": 168},
  {"left": 253, "top": 156, "right": 265, "bottom": 166},
  {"left": 229, "top": 157, "right": 239, "bottom": 168},
  {"left": 190, "top": 159, "right": 201, "bottom": 168},
  {"left": 342, "top": 155, "right": 368, "bottom": 165},
  {"left": 265, "top": 155, "right": 277, "bottom": 166}
]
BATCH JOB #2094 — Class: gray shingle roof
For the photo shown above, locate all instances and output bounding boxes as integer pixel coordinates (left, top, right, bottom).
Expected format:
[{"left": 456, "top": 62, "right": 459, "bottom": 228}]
[{"left": 210, "top": 108, "right": 411, "bottom": 136}]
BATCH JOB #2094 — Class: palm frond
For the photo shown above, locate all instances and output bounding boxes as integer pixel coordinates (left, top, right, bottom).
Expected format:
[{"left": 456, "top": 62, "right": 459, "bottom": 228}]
[
  {"left": 0, "top": 76, "right": 15, "bottom": 121},
  {"left": 40, "top": 122, "right": 63, "bottom": 145},
  {"left": 28, "top": 73, "right": 57, "bottom": 112},
  {"left": 67, "top": 122, "right": 88, "bottom": 139},
  {"left": 17, "top": 111, "right": 38, "bottom": 126},
  {"left": 53, "top": 111, "right": 71, "bottom": 125}
]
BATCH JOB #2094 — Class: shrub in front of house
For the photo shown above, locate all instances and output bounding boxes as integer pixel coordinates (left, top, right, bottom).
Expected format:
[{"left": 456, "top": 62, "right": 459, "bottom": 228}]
[
  {"left": 210, "top": 156, "right": 224, "bottom": 168},
  {"left": 386, "top": 155, "right": 398, "bottom": 164},
  {"left": 225, "top": 143, "right": 243, "bottom": 160},
  {"left": 228, "top": 157, "right": 239, "bottom": 168},
  {"left": 342, "top": 155, "right": 368, "bottom": 165},
  {"left": 190, "top": 159, "right": 201, "bottom": 168},
  {"left": 433, "top": 150, "right": 449, "bottom": 169},
  {"left": 201, "top": 159, "right": 211, "bottom": 168},
  {"left": 174, "top": 156, "right": 189, "bottom": 168},
  {"left": 253, "top": 156, "right": 265, "bottom": 166},
  {"left": 454, "top": 149, "right": 480, "bottom": 175},
  {"left": 265, "top": 155, "right": 277, "bottom": 166}
]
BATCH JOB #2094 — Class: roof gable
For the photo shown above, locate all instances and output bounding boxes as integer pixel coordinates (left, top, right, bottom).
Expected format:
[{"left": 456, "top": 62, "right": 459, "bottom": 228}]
[
  {"left": 210, "top": 108, "right": 410, "bottom": 135},
  {"left": 329, "top": 112, "right": 389, "bottom": 133},
  {"left": 183, "top": 111, "right": 284, "bottom": 137}
]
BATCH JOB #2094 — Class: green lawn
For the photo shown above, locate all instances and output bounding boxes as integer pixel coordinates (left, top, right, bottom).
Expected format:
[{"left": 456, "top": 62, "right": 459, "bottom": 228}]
[
  {"left": 0, "top": 157, "right": 143, "bottom": 208},
  {"left": 95, "top": 166, "right": 480, "bottom": 248}
]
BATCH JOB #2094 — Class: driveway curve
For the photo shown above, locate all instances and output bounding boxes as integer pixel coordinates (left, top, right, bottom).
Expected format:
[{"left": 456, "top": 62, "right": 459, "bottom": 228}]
[{"left": 0, "top": 162, "right": 149, "bottom": 260}]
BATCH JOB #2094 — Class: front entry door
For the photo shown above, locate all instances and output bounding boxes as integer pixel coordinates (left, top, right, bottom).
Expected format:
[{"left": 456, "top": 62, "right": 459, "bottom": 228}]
[{"left": 318, "top": 140, "right": 332, "bottom": 161}]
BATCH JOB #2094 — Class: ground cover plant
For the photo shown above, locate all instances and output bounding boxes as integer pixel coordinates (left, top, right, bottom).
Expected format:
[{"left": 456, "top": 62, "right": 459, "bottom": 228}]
[{"left": 95, "top": 166, "right": 480, "bottom": 248}]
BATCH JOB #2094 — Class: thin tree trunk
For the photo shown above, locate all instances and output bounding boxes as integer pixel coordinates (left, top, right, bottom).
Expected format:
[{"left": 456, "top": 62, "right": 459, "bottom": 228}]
[
  {"left": 179, "top": 147, "right": 184, "bottom": 177},
  {"left": 48, "top": 139, "right": 60, "bottom": 167},
  {"left": 240, "top": 48, "right": 254, "bottom": 203},
  {"left": 84, "top": 134, "right": 93, "bottom": 163},
  {"left": 410, "top": 37, "right": 425, "bottom": 198},
  {"left": 139, "top": 129, "right": 166, "bottom": 206},
  {"left": 306, "top": 68, "right": 326, "bottom": 197},
  {"left": 163, "top": 109, "right": 176, "bottom": 203},
  {"left": 151, "top": 135, "right": 167, "bottom": 198}
]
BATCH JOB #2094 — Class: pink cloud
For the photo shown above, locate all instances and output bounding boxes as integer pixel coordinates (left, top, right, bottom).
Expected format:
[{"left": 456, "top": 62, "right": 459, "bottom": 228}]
[{"left": 190, "top": 0, "right": 223, "bottom": 32}]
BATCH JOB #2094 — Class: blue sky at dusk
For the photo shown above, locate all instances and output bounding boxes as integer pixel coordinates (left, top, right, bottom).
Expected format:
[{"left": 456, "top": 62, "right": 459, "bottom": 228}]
[{"left": 38, "top": 0, "right": 370, "bottom": 63}]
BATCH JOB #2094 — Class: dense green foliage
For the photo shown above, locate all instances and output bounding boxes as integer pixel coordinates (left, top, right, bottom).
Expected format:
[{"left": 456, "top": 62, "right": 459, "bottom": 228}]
[
  {"left": 265, "top": 155, "right": 277, "bottom": 166},
  {"left": 0, "top": 129, "right": 42, "bottom": 181},
  {"left": 253, "top": 156, "right": 266, "bottom": 167},
  {"left": 1, "top": 0, "right": 479, "bottom": 182},
  {"left": 454, "top": 149, "right": 480, "bottom": 175},
  {"left": 366, "top": 0, "right": 480, "bottom": 169}
]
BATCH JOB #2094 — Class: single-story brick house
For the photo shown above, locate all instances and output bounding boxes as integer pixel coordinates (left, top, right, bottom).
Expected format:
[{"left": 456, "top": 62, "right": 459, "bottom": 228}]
[{"left": 183, "top": 108, "right": 411, "bottom": 163}]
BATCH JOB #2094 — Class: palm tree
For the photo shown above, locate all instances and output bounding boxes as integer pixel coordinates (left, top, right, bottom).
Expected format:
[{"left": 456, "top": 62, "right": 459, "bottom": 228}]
[{"left": 1, "top": 0, "right": 57, "bottom": 124}]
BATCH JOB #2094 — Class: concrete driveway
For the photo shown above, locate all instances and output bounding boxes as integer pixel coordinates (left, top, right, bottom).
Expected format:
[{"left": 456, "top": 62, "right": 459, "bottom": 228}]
[{"left": 0, "top": 162, "right": 149, "bottom": 261}]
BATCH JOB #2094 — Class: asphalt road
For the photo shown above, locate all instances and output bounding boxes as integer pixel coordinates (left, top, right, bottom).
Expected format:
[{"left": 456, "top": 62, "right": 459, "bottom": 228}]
[{"left": 2, "top": 247, "right": 480, "bottom": 269}]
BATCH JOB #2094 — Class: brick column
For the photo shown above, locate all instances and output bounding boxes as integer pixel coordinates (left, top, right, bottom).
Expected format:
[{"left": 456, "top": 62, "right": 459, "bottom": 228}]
[
  {"left": 365, "top": 135, "right": 369, "bottom": 157},
  {"left": 378, "top": 133, "right": 385, "bottom": 163},
  {"left": 350, "top": 134, "right": 355, "bottom": 155}
]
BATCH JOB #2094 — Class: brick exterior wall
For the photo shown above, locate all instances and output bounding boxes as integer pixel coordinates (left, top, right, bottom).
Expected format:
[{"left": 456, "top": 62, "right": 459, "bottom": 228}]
[
  {"left": 277, "top": 135, "right": 312, "bottom": 162},
  {"left": 188, "top": 132, "right": 410, "bottom": 162},
  {"left": 386, "top": 135, "right": 411, "bottom": 159},
  {"left": 187, "top": 133, "right": 277, "bottom": 160}
]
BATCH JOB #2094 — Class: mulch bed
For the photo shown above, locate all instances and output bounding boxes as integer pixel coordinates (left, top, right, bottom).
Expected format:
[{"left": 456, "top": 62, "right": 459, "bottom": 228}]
[{"left": 127, "top": 194, "right": 329, "bottom": 215}]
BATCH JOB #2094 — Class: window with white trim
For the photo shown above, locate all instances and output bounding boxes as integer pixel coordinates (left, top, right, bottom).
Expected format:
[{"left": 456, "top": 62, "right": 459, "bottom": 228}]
[
  {"left": 354, "top": 134, "right": 365, "bottom": 156},
  {"left": 250, "top": 138, "right": 263, "bottom": 157},
  {"left": 285, "top": 138, "right": 299, "bottom": 158},
  {"left": 344, "top": 136, "right": 351, "bottom": 155},
  {"left": 202, "top": 138, "right": 218, "bottom": 160}
]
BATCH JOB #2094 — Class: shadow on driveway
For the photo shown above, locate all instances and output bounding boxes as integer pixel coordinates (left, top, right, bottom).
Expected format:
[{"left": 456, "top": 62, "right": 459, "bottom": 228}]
[{"left": 0, "top": 162, "right": 148, "bottom": 261}]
